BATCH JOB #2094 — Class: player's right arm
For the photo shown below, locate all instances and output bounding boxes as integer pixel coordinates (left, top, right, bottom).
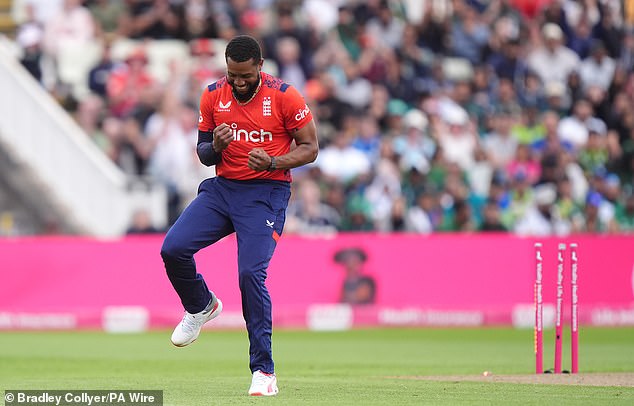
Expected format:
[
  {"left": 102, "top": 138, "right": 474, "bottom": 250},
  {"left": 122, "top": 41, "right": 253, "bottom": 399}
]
[
  {"left": 197, "top": 87, "right": 229, "bottom": 166},
  {"left": 198, "top": 123, "right": 233, "bottom": 166}
]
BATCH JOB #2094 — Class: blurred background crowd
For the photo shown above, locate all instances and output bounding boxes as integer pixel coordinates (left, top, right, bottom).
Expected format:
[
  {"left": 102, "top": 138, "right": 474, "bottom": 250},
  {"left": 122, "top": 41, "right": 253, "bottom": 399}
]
[{"left": 8, "top": 0, "right": 634, "bottom": 235}]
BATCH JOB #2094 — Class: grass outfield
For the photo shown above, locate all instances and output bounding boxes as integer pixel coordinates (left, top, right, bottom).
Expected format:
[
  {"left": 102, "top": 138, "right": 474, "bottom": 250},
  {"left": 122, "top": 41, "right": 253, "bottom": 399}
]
[{"left": 1, "top": 328, "right": 633, "bottom": 405}]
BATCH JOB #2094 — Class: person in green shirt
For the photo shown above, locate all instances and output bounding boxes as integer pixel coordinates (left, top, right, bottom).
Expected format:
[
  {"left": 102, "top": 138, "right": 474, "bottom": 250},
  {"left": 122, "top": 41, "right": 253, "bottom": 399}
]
[{"left": 615, "top": 194, "right": 634, "bottom": 232}]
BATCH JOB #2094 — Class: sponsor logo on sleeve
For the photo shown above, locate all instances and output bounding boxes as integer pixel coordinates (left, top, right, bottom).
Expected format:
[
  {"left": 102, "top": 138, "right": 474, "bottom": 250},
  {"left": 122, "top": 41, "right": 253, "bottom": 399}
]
[{"left": 295, "top": 104, "right": 310, "bottom": 121}]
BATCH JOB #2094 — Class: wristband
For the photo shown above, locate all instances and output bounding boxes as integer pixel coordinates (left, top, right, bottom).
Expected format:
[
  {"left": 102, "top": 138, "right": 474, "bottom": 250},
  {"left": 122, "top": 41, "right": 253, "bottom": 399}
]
[{"left": 267, "top": 156, "right": 277, "bottom": 171}]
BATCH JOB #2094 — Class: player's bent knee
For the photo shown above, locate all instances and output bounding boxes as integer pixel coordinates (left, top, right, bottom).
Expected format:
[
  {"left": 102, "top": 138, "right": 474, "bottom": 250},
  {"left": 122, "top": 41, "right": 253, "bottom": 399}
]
[{"left": 160, "top": 238, "right": 190, "bottom": 264}]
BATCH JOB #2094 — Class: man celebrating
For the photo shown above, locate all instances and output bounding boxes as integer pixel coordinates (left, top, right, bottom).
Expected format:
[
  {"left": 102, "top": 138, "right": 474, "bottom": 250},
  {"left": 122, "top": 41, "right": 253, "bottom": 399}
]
[{"left": 160, "top": 35, "right": 318, "bottom": 396}]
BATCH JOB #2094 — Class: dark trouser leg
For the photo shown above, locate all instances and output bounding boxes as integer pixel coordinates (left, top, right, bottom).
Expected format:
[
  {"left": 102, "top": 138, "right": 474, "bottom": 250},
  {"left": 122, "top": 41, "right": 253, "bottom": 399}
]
[
  {"left": 160, "top": 178, "right": 233, "bottom": 313},
  {"left": 231, "top": 181, "right": 290, "bottom": 373}
]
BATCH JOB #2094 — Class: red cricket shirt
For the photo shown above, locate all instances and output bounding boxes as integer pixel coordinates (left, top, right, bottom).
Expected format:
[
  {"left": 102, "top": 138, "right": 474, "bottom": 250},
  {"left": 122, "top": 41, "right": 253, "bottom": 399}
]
[{"left": 198, "top": 72, "right": 313, "bottom": 182}]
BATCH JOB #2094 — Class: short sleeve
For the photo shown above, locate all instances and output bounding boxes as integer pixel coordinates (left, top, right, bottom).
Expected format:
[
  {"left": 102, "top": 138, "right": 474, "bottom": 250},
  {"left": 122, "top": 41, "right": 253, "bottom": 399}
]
[
  {"left": 280, "top": 85, "right": 313, "bottom": 132},
  {"left": 198, "top": 90, "right": 216, "bottom": 132}
]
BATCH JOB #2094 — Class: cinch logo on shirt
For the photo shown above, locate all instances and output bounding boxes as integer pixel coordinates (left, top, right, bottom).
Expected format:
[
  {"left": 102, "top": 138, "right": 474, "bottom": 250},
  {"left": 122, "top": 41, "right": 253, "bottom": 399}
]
[
  {"left": 295, "top": 104, "right": 310, "bottom": 121},
  {"left": 231, "top": 123, "right": 272, "bottom": 142}
]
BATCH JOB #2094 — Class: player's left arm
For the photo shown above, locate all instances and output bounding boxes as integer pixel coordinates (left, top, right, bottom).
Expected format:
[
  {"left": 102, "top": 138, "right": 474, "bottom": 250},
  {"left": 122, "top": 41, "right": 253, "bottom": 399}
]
[{"left": 248, "top": 119, "right": 318, "bottom": 171}]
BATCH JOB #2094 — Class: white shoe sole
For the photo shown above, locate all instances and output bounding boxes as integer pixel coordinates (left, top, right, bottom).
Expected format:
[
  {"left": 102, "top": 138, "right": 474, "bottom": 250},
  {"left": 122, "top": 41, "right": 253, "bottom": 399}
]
[
  {"left": 171, "top": 298, "right": 223, "bottom": 347},
  {"left": 249, "top": 376, "right": 278, "bottom": 396},
  {"left": 249, "top": 389, "right": 279, "bottom": 397}
]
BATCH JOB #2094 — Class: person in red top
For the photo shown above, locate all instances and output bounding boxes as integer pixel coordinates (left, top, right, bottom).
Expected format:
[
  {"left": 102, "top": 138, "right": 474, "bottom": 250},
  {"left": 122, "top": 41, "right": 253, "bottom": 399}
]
[
  {"left": 160, "top": 35, "right": 318, "bottom": 397},
  {"left": 106, "top": 47, "right": 154, "bottom": 117}
]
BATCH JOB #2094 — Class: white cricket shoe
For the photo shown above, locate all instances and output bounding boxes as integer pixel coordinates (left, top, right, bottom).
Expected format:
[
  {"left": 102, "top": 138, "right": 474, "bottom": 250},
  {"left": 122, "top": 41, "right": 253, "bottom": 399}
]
[
  {"left": 248, "top": 370, "right": 278, "bottom": 396},
  {"left": 170, "top": 293, "right": 222, "bottom": 347}
]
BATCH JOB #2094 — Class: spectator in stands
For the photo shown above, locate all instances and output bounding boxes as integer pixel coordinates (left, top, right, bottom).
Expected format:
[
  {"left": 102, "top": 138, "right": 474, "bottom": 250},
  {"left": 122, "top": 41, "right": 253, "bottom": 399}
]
[
  {"left": 512, "top": 103, "right": 545, "bottom": 145},
  {"left": 558, "top": 98, "right": 606, "bottom": 150},
  {"left": 393, "top": 109, "right": 433, "bottom": 174},
  {"left": 365, "top": 141, "right": 402, "bottom": 232},
  {"left": 87, "top": 37, "right": 116, "bottom": 98},
  {"left": 615, "top": 193, "right": 634, "bottom": 232},
  {"left": 275, "top": 36, "right": 306, "bottom": 93},
  {"left": 488, "top": 37, "right": 526, "bottom": 86},
  {"left": 418, "top": 59, "right": 452, "bottom": 96},
  {"left": 506, "top": 169, "right": 534, "bottom": 226},
  {"left": 119, "top": 0, "right": 183, "bottom": 40},
  {"left": 406, "top": 189, "right": 437, "bottom": 233},
  {"left": 397, "top": 23, "right": 432, "bottom": 80},
  {"left": 335, "top": 58, "right": 373, "bottom": 111},
  {"left": 490, "top": 78, "right": 522, "bottom": 117},
  {"left": 106, "top": 47, "right": 154, "bottom": 118},
  {"left": 126, "top": 209, "right": 161, "bottom": 234},
  {"left": 16, "top": 8, "right": 46, "bottom": 85},
  {"left": 450, "top": 2, "right": 490, "bottom": 65},
  {"left": 567, "top": 16, "right": 594, "bottom": 59},
  {"left": 538, "top": 1, "right": 572, "bottom": 39},
  {"left": 542, "top": 81, "right": 570, "bottom": 117},
  {"left": 554, "top": 175, "right": 584, "bottom": 232},
  {"left": 508, "top": 142, "right": 541, "bottom": 186},
  {"left": 101, "top": 116, "right": 124, "bottom": 162},
  {"left": 383, "top": 98, "right": 409, "bottom": 138},
  {"left": 579, "top": 40, "right": 616, "bottom": 92},
  {"left": 531, "top": 111, "right": 572, "bottom": 159},
  {"left": 527, "top": 23, "right": 579, "bottom": 87},
  {"left": 334, "top": 247, "right": 376, "bottom": 305},
  {"left": 581, "top": 191, "right": 617, "bottom": 232},
  {"left": 182, "top": 0, "right": 220, "bottom": 40},
  {"left": 515, "top": 182, "right": 569, "bottom": 235},
  {"left": 388, "top": 195, "right": 408, "bottom": 231},
  {"left": 88, "top": 0, "right": 127, "bottom": 37},
  {"left": 188, "top": 38, "right": 223, "bottom": 94},
  {"left": 364, "top": 0, "right": 405, "bottom": 51},
  {"left": 352, "top": 114, "right": 382, "bottom": 163},
  {"left": 578, "top": 127, "right": 610, "bottom": 176},
  {"left": 316, "top": 129, "right": 371, "bottom": 184},
  {"left": 18, "top": 0, "right": 64, "bottom": 24},
  {"left": 75, "top": 93, "right": 112, "bottom": 156},
  {"left": 592, "top": 5, "right": 623, "bottom": 59},
  {"left": 263, "top": 4, "right": 314, "bottom": 77},
  {"left": 341, "top": 194, "right": 374, "bottom": 232},
  {"left": 441, "top": 198, "right": 478, "bottom": 232},
  {"left": 145, "top": 91, "right": 201, "bottom": 225},
  {"left": 618, "top": 29, "right": 634, "bottom": 72},
  {"left": 286, "top": 178, "right": 340, "bottom": 235},
  {"left": 43, "top": 0, "right": 95, "bottom": 60},
  {"left": 435, "top": 104, "right": 478, "bottom": 171},
  {"left": 321, "top": 179, "right": 346, "bottom": 221},
  {"left": 479, "top": 198, "right": 508, "bottom": 232},
  {"left": 482, "top": 108, "right": 518, "bottom": 170},
  {"left": 117, "top": 116, "right": 151, "bottom": 176}
]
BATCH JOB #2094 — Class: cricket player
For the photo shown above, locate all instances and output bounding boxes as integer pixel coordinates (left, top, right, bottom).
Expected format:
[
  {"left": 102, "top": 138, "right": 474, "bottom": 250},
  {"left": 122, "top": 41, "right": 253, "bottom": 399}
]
[{"left": 160, "top": 35, "right": 318, "bottom": 396}]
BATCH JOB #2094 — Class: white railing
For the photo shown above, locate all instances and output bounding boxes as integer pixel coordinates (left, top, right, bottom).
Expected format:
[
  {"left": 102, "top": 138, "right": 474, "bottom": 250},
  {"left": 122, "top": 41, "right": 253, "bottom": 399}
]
[{"left": 0, "top": 36, "right": 166, "bottom": 237}]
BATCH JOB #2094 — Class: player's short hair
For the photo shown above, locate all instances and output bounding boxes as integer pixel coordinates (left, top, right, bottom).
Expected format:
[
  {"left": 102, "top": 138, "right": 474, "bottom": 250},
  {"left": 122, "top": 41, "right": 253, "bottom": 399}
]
[{"left": 225, "top": 35, "right": 262, "bottom": 64}]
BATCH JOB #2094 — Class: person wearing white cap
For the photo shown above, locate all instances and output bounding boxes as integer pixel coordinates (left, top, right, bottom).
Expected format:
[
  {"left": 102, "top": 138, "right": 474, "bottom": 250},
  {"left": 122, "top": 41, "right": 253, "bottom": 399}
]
[
  {"left": 527, "top": 23, "right": 580, "bottom": 86},
  {"left": 514, "top": 183, "right": 571, "bottom": 236}
]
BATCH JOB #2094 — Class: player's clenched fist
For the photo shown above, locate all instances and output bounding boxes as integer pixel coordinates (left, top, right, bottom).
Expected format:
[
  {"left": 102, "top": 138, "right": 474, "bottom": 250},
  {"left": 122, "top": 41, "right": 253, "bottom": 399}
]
[
  {"left": 248, "top": 148, "right": 273, "bottom": 171},
  {"left": 212, "top": 123, "right": 233, "bottom": 152}
]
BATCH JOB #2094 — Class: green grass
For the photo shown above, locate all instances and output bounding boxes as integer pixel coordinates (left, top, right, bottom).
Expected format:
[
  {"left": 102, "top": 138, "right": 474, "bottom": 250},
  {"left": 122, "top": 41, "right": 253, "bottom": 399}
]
[{"left": 1, "top": 328, "right": 633, "bottom": 405}]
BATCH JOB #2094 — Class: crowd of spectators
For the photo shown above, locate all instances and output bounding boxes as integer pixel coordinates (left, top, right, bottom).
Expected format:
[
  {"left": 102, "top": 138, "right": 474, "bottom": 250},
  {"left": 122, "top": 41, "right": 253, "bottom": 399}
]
[{"left": 10, "top": 0, "right": 634, "bottom": 235}]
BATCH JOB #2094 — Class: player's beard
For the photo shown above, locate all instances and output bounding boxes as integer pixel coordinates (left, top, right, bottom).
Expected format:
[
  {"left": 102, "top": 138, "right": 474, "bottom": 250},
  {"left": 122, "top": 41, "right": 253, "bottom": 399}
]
[{"left": 231, "top": 75, "right": 261, "bottom": 103}]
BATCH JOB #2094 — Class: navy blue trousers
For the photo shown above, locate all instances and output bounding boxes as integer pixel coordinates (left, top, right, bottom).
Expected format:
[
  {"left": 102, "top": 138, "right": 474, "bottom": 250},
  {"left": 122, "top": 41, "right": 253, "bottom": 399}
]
[{"left": 160, "top": 176, "right": 290, "bottom": 374}]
